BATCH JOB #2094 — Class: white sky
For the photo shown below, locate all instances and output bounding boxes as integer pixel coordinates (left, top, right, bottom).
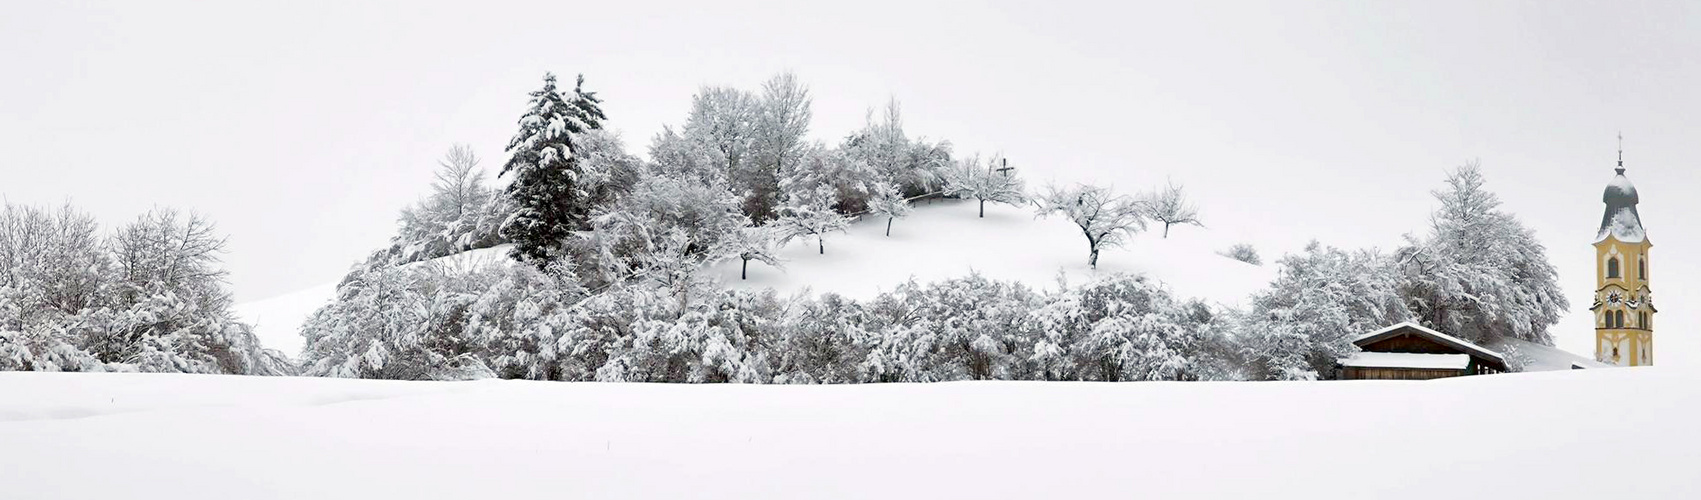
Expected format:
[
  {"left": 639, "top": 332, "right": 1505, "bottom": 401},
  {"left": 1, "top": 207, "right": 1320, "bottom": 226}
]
[{"left": 3, "top": 1, "right": 1697, "bottom": 361}]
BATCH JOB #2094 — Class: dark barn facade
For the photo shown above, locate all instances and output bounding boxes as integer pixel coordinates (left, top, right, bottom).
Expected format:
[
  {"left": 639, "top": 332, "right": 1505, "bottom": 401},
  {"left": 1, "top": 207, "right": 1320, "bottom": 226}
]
[{"left": 1338, "top": 322, "right": 1509, "bottom": 380}]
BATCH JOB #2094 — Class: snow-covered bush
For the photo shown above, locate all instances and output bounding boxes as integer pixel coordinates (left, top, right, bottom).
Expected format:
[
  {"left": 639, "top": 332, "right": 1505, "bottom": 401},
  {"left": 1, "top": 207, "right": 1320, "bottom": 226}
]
[
  {"left": 1218, "top": 243, "right": 1262, "bottom": 266},
  {"left": 875, "top": 274, "right": 1044, "bottom": 381},
  {"left": 0, "top": 204, "right": 284, "bottom": 375},
  {"left": 1031, "top": 273, "right": 1226, "bottom": 381}
]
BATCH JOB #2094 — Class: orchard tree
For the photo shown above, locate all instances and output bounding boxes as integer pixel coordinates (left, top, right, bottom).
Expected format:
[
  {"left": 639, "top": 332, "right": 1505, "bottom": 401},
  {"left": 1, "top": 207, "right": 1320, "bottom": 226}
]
[
  {"left": 1141, "top": 180, "right": 1203, "bottom": 238},
  {"left": 774, "top": 186, "right": 851, "bottom": 255},
  {"left": 866, "top": 182, "right": 912, "bottom": 237},
  {"left": 728, "top": 225, "right": 784, "bottom": 280},
  {"left": 499, "top": 73, "right": 606, "bottom": 267},
  {"left": 1033, "top": 184, "right": 1147, "bottom": 269},
  {"left": 943, "top": 155, "right": 1026, "bottom": 217}
]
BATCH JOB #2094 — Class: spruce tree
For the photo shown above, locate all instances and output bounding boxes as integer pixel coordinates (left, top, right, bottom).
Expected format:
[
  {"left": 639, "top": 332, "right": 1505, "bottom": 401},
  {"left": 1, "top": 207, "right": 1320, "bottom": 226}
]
[{"left": 499, "top": 73, "right": 607, "bottom": 266}]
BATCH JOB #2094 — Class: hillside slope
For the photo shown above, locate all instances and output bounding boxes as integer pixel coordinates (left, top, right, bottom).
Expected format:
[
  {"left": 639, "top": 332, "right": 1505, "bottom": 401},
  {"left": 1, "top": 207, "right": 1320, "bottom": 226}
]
[
  {"left": 0, "top": 367, "right": 1693, "bottom": 499},
  {"left": 712, "top": 198, "right": 1275, "bottom": 305}
]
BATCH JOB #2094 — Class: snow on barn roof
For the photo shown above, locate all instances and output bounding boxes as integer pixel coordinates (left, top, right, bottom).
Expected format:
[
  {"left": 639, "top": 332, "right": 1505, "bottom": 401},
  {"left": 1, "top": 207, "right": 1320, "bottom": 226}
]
[
  {"left": 1340, "top": 352, "right": 1471, "bottom": 370},
  {"left": 1486, "top": 337, "right": 1610, "bottom": 371},
  {"left": 1596, "top": 170, "right": 1646, "bottom": 244},
  {"left": 1352, "top": 322, "right": 1506, "bottom": 365}
]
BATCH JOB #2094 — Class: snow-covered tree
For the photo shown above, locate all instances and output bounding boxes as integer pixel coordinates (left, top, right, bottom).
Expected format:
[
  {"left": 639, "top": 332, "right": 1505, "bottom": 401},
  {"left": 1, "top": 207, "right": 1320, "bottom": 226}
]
[
  {"left": 683, "top": 86, "right": 759, "bottom": 189},
  {"left": 392, "top": 145, "right": 508, "bottom": 265},
  {"left": 943, "top": 154, "right": 1026, "bottom": 217},
  {"left": 840, "top": 98, "right": 953, "bottom": 198},
  {"left": 575, "top": 129, "right": 645, "bottom": 209},
  {"left": 586, "top": 172, "right": 746, "bottom": 286},
  {"left": 772, "top": 186, "right": 851, "bottom": 255},
  {"left": 1241, "top": 241, "right": 1408, "bottom": 380},
  {"left": 647, "top": 125, "right": 727, "bottom": 187},
  {"left": 1141, "top": 180, "right": 1203, "bottom": 238},
  {"left": 745, "top": 73, "right": 813, "bottom": 223},
  {"left": 865, "top": 182, "right": 912, "bottom": 237},
  {"left": 1395, "top": 161, "right": 1567, "bottom": 345},
  {"left": 779, "top": 144, "right": 880, "bottom": 214},
  {"left": 727, "top": 225, "right": 784, "bottom": 280},
  {"left": 1033, "top": 184, "right": 1147, "bottom": 269},
  {"left": 500, "top": 73, "right": 607, "bottom": 266}
]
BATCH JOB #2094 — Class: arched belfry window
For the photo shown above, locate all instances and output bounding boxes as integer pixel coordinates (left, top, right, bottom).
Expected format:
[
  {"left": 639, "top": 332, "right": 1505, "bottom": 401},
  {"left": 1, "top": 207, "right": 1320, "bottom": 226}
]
[
  {"left": 1615, "top": 310, "right": 1626, "bottom": 328},
  {"left": 1607, "top": 257, "right": 1620, "bottom": 279},
  {"left": 1639, "top": 258, "right": 1646, "bottom": 280}
]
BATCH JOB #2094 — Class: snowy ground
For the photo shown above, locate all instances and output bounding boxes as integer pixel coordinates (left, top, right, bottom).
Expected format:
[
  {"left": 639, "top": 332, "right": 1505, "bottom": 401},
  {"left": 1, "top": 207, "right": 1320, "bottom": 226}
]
[
  {"left": 713, "top": 198, "right": 1274, "bottom": 306},
  {"left": 1, "top": 368, "right": 1694, "bottom": 499}
]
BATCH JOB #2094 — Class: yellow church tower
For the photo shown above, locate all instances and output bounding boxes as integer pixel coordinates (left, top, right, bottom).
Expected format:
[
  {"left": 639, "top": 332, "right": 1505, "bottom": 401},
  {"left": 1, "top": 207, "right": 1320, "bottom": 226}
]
[{"left": 1593, "top": 137, "right": 1655, "bottom": 366}]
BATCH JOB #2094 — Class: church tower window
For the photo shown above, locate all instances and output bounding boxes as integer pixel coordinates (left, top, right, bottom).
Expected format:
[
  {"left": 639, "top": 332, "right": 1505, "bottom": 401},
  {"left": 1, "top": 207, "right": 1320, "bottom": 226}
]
[{"left": 1607, "top": 257, "right": 1620, "bottom": 278}]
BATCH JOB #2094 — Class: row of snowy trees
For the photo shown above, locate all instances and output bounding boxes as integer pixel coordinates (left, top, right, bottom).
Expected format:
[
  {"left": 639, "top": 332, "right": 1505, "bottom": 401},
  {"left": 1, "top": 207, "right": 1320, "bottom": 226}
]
[
  {"left": 301, "top": 263, "right": 1246, "bottom": 382},
  {"left": 0, "top": 204, "right": 290, "bottom": 374}
]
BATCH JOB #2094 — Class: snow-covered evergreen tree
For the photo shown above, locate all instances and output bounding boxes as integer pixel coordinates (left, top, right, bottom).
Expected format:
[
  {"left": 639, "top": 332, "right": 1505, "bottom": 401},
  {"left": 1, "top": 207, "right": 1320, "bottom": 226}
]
[
  {"left": 1033, "top": 184, "right": 1147, "bottom": 269},
  {"left": 865, "top": 182, "right": 912, "bottom": 237},
  {"left": 1141, "top": 180, "right": 1203, "bottom": 238},
  {"left": 772, "top": 185, "right": 851, "bottom": 255},
  {"left": 942, "top": 154, "right": 1026, "bottom": 217},
  {"left": 1395, "top": 162, "right": 1567, "bottom": 345},
  {"left": 500, "top": 73, "right": 607, "bottom": 266}
]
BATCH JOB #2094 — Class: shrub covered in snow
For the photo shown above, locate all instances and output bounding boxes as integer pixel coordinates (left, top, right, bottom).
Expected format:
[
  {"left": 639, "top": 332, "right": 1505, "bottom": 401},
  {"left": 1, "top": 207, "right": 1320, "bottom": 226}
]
[{"left": 0, "top": 203, "right": 288, "bottom": 375}]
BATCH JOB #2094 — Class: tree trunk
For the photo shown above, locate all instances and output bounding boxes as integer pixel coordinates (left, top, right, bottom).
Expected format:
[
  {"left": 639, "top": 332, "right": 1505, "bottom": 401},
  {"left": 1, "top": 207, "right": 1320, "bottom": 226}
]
[
  {"left": 885, "top": 217, "right": 893, "bottom": 236},
  {"left": 1163, "top": 223, "right": 1171, "bottom": 238},
  {"left": 1089, "top": 247, "right": 1100, "bottom": 269},
  {"left": 741, "top": 258, "right": 749, "bottom": 280},
  {"left": 979, "top": 199, "right": 985, "bottom": 218},
  {"left": 818, "top": 236, "right": 825, "bottom": 254}
]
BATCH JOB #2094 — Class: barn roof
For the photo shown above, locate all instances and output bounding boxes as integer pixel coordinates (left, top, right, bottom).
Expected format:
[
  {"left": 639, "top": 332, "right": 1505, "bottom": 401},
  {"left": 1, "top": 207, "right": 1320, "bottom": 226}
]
[
  {"left": 1340, "top": 352, "right": 1471, "bottom": 370},
  {"left": 1352, "top": 322, "right": 1507, "bottom": 367}
]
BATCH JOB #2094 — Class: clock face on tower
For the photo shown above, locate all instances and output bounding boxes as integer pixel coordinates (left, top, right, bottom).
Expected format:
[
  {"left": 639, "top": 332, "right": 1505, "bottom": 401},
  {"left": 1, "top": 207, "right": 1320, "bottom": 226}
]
[{"left": 1606, "top": 291, "right": 1623, "bottom": 305}]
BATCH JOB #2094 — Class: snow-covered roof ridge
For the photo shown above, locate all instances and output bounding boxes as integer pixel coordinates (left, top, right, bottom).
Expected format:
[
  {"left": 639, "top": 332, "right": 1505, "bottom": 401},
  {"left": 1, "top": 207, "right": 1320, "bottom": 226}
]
[
  {"left": 1595, "top": 172, "right": 1646, "bottom": 243},
  {"left": 1352, "top": 321, "right": 1505, "bottom": 363},
  {"left": 1340, "top": 352, "right": 1471, "bottom": 370}
]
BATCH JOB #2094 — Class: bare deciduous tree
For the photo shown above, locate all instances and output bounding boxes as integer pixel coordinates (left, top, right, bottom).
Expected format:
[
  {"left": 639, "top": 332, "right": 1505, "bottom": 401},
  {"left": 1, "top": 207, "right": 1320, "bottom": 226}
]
[
  {"left": 1033, "top": 184, "right": 1147, "bottom": 269},
  {"left": 943, "top": 155, "right": 1026, "bottom": 217},
  {"left": 1141, "top": 180, "right": 1202, "bottom": 238}
]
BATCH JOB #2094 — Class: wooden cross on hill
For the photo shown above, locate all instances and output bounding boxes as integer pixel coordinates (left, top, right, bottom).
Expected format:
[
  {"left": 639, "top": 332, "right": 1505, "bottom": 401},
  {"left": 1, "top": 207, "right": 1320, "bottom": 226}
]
[{"left": 993, "top": 158, "right": 1015, "bottom": 177}]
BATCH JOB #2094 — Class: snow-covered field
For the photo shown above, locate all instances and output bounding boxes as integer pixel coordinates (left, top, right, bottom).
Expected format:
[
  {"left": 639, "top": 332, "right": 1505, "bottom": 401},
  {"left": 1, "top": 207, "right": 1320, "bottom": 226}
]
[{"left": 1, "top": 368, "right": 1694, "bottom": 499}]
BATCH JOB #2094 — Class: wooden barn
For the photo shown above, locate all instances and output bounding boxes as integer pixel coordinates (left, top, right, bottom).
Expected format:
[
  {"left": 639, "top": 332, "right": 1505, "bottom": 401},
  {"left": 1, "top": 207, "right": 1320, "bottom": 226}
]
[{"left": 1338, "top": 322, "right": 1509, "bottom": 380}]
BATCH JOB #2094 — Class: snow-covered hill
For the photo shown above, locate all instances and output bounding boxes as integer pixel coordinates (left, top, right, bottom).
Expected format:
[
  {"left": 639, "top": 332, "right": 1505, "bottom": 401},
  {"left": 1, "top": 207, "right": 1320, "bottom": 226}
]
[
  {"left": 0, "top": 367, "right": 1693, "bottom": 499},
  {"left": 236, "top": 202, "right": 1272, "bottom": 356}
]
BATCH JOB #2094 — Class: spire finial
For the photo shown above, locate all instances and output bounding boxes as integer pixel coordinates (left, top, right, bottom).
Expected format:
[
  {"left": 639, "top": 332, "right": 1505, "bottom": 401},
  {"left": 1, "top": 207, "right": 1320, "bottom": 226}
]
[{"left": 1617, "top": 132, "right": 1626, "bottom": 174}]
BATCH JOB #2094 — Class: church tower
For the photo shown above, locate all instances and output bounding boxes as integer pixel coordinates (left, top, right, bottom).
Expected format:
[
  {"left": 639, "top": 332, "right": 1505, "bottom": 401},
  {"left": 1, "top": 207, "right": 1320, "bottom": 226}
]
[{"left": 1593, "top": 137, "right": 1655, "bottom": 366}]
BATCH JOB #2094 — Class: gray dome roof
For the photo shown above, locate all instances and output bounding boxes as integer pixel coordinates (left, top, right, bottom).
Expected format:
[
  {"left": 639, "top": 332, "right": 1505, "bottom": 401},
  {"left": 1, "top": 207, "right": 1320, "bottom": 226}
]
[{"left": 1597, "top": 169, "right": 1646, "bottom": 243}]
